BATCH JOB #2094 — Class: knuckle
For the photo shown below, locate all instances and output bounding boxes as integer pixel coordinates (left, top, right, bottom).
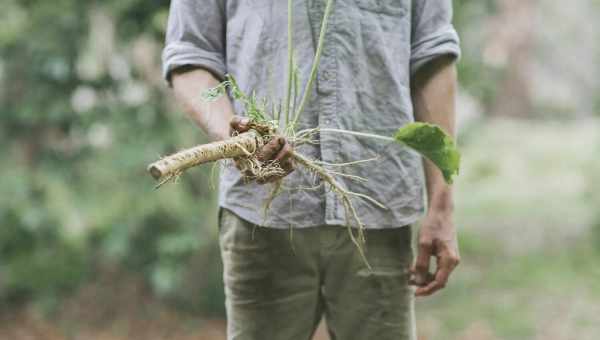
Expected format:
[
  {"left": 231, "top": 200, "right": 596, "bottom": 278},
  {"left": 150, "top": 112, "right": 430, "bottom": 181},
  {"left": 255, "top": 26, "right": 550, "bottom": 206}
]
[
  {"left": 452, "top": 256, "right": 461, "bottom": 266},
  {"left": 447, "top": 254, "right": 460, "bottom": 265},
  {"left": 230, "top": 116, "right": 243, "bottom": 128},
  {"left": 421, "top": 289, "right": 434, "bottom": 296},
  {"left": 415, "top": 262, "right": 428, "bottom": 271},
  {"left": 275, "top": 136, "right": 284, "bottom": 144},
  {"left": 418, "top": 240, "right": 432, "bottom": 249},
  {"left": 261, "top": 148, "right": 273, "bottom": 158}
]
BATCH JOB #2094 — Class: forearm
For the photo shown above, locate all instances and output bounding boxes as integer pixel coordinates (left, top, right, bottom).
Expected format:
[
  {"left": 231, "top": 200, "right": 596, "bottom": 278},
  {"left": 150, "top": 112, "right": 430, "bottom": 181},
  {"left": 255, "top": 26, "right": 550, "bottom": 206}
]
[
  {"left": 411, "top": 56, "right": 457, "bottom": 213},
  {"left": 171, "top": 67, "right": 234, "bottom": 141}
]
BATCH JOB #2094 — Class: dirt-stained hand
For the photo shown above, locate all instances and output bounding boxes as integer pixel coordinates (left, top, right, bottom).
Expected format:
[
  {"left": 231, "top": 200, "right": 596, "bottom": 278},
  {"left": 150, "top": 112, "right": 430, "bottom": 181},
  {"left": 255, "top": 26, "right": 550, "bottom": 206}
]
[
  {"left": 229, "top": 116, "right": 294, "bottom": 183},
  {"left": 409, "top": 209, "right": 460, "bottom": 297}
]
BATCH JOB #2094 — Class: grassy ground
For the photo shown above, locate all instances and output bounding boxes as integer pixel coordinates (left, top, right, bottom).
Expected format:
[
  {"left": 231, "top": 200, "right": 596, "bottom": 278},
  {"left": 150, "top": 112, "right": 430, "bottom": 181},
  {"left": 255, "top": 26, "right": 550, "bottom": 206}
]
[
  {"left": 416, "top": 118, "right": 600, "bottom": 340},
  {"left": 1, "top": 118, "right": 598, "bottom": 340}
]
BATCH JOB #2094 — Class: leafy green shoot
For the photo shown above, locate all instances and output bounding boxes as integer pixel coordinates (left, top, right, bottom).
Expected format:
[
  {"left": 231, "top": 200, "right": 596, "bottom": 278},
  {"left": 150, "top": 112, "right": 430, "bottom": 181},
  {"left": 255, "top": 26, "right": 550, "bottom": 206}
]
[
  {"left": 201, "top": 81, "right": 229, "bottom": 102},
  {"left": 201, "top": 74, "right": 268, "bottom": 123},
  {"left": 394, "top": 122, "right": 460, "bottom": 184}
]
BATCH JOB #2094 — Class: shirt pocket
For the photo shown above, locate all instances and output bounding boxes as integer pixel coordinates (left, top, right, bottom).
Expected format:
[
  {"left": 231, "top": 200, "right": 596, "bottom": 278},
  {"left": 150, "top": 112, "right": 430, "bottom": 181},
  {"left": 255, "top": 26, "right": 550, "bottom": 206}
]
[{"left": 355, "top": 0, "right": 407, "bottom": 15}]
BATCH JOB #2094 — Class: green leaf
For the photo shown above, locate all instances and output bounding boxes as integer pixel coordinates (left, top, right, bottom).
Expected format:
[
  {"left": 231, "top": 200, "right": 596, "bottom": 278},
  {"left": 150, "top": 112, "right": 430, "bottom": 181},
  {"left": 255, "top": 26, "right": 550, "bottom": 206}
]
[
  {"left": 200, "top": 74, "right": 267, "bottom": 122},
  {"left": 394, "top": 122, "right": 460, "bottom": 184}
]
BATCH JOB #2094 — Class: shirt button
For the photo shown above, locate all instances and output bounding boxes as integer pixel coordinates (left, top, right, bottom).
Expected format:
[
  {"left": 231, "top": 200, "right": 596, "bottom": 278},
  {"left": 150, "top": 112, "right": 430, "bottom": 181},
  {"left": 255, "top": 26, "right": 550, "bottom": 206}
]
[
  {"left": 324, "top": 119, "right": 331, "bottom": 125},
  {"left": 322, "top": 70, "right": 333, "bottom": 81}
]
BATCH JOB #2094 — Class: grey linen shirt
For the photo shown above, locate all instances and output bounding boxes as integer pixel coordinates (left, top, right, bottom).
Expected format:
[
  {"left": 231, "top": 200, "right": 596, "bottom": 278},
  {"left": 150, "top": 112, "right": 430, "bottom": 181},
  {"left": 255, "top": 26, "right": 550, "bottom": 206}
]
[{"left": 163, "top": 0, "right": 460, "bottom": 228}]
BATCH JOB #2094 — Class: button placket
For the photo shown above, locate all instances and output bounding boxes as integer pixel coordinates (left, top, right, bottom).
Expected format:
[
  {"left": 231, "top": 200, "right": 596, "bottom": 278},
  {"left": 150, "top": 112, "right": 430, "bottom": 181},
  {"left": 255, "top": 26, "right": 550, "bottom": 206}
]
[{"left": 310, "top": 1, "right": 341, "bottom": 224}]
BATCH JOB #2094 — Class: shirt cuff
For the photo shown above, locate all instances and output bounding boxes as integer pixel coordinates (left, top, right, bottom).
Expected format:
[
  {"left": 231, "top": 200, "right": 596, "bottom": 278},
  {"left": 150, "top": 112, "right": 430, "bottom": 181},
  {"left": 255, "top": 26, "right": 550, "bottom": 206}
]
[
  {"left": 162, "top": 41, "right": 226, "bottom": 86},
  {"left": 410, "top": 26, "right": 461, "bottom": 77}
]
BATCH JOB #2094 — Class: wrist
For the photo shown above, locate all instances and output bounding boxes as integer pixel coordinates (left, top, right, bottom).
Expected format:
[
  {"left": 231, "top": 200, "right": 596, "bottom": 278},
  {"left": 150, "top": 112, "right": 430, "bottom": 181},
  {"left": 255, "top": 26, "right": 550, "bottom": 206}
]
[{"left": 427, "top": 189, "right": 454, "bottom": 214}]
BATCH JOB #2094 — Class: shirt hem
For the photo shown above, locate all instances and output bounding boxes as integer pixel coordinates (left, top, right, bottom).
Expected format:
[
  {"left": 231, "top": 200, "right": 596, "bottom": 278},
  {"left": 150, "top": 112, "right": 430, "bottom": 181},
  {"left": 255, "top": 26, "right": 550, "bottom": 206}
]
[{"left": 220, "top": 203, "right": 423, "bottom": 229}]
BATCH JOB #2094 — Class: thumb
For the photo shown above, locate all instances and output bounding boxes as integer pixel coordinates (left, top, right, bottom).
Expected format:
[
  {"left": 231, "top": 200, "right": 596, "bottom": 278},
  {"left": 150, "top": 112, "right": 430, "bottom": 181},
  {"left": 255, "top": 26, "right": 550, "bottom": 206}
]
[
  {"left": 230, "top": 116, "right": 251, "bottom": 133},
  {"left": 412, "top": 240, "right": 433, "bottom": 286}
]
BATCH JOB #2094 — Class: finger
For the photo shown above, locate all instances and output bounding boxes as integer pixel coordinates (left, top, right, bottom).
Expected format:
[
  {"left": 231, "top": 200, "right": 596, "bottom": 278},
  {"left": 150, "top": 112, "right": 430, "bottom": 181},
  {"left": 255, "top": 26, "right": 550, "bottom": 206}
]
[
  {"left": 230, "top": 116, "right": 251, "bottom": 133},
  {"left": 415, "top": 255, "right": 444, "bottom": 296},
  {"left": 413, "top": 239, "right": 433, "bottom": 286},
  {"left": 257, "top": 137, "right": 284, "bottom": 162},
  {"left": 434, "top": 254, "right": 457, "bottom": 287},
  {"left": 276, "top": 143, "right": 294, "bottom": 174},
  {"left": 274, "top": 142, "right": 293, "bottom": 162},
  {"left": 415, "top": 253, "right": 458, "bottom": 296},
  {"left": 280, "top": 157, "right": 294, "bottom": 174},
  {"left": 408, "top": 271, "right": 434, "bottom": 286},
  {"left": 415, "top": 266, "right": 448, "bottom": 297},
  {"left": 234, "top": 159, "right": 254, "bottom": 177},
  {"left": 415, "top": 279, "right": 441, "bottom": 297}
]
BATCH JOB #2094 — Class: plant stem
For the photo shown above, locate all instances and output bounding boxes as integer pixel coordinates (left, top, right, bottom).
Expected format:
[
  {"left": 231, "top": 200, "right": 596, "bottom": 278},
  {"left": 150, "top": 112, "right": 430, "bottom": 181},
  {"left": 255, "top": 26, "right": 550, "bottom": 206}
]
[
  {"left": 284, "top": 0, "right": 294, "bottom": 128},
  {"left": 291, "top": 60, "right": 298, "bottom": 119},
  {"left": 310, "top": 128, "right": 396, "bottom": 142},
  {"left": 289, "top": 0, "right": 335, "bottom": 131}
]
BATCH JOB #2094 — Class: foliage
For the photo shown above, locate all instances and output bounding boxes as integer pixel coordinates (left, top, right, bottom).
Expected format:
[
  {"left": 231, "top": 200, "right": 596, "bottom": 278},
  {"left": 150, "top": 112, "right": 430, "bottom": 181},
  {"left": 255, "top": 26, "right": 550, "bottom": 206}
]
[
  {"left": 395, "top": 123, "right": 460, "bottom": 183},
  {"left": 202, "top": 74, "right": 270, "bottom": 123},
  {"left": 453, "top": 0, "right": 501, "bottom": 109},
  {"left": 0, "top": 0, "right": 223, "bottom": 314},
  {"left": 0, "top": 197, "right": 88, "bottom": 305}
]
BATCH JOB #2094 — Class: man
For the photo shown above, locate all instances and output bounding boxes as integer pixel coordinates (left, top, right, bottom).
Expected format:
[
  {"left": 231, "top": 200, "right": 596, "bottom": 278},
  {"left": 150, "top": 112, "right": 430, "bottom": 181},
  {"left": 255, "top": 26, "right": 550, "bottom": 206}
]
[{"left": 163, "top": 1, "right": 460, "bottom": 339}]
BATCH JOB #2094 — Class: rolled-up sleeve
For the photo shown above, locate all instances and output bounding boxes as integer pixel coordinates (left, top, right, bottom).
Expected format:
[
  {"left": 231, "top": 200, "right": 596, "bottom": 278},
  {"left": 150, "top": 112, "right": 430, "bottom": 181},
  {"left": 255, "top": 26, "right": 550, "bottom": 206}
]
[
  {"left": 162, "top": 0, "right": 226, "bottom": 83},
  {"left": 410, "top": 0, "right": 461, "bottom": 76}
]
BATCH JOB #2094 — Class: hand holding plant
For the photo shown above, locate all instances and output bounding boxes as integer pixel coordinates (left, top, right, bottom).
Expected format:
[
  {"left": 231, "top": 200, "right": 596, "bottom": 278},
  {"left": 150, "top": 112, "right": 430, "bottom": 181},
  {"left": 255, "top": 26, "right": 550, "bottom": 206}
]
[{"left": 229, "top": 116, "right": 294, "bottom": 184}]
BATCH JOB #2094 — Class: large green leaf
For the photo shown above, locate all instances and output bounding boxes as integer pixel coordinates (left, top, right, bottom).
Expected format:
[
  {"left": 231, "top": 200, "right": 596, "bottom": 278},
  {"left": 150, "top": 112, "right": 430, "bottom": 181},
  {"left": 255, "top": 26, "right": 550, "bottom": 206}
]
[{"left": 394, "top": 122, "right": 460, "bottom": 184}]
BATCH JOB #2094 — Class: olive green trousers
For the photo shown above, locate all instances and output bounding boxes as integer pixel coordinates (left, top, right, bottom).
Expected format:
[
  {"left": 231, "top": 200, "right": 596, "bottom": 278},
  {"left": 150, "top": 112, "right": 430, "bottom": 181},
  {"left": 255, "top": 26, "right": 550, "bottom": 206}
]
[{"left": 219, "top": 208, "right": 416, "bottom": 340}]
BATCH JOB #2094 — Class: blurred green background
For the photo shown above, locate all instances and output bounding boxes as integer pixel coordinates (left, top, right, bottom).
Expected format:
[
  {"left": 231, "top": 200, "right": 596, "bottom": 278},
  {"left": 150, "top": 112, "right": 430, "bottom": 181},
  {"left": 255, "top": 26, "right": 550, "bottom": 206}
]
[{"left": 1, "top": 1, "right": 599, "bottom": 339}]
